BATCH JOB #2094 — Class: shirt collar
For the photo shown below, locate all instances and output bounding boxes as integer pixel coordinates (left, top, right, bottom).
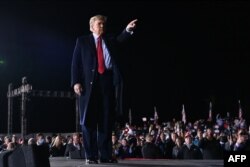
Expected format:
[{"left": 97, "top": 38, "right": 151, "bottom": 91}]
[{"left": 93, "top": 33, "right": 101, "bottom": 41}]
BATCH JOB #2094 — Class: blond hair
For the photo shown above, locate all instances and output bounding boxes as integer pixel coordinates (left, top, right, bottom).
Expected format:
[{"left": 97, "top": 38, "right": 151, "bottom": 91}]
[
  {"left": 89, "top": 15, "right": 107, "bottom": 31},
  {"left": 51, "top": 135, "right": 63, "bottom": 148}
]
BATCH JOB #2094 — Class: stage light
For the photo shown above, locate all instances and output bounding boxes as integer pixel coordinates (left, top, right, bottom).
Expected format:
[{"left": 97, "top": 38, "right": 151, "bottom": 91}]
[{"left": 0, "top": 60, "right": 4, "bottom": 65}]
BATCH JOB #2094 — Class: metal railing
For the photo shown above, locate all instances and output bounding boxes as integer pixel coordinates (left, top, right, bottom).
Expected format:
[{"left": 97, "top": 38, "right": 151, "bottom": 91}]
[{"left": 7, "top": 77, "right": 80, "bottom": 138}]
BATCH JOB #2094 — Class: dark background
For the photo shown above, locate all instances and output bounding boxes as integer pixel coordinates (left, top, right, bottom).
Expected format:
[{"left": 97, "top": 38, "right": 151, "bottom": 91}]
[{"left": 0, "top": 0, "right": 249, "bottom": 133}]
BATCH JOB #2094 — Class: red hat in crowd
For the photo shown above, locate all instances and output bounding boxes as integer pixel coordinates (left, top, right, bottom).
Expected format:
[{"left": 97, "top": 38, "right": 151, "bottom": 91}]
[{"left": 185, "top": 132, "right": 192, "bottom": 138}]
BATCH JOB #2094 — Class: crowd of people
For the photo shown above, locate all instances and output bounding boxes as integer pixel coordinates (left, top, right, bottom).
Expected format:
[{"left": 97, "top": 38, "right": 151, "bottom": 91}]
[{"left": 0, "top": 115, "right": 249, "bottom": 161}]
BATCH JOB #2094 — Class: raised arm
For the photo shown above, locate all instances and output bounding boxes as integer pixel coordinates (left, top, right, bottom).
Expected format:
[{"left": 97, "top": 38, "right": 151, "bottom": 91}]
[{"left": 126, "top": 19, "right": 138, "bottom": 32}]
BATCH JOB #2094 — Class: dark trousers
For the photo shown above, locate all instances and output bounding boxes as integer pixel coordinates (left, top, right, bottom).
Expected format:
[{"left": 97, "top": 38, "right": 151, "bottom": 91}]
[{"left": 81, "top": 71, "right": 115, "bottom": 160}]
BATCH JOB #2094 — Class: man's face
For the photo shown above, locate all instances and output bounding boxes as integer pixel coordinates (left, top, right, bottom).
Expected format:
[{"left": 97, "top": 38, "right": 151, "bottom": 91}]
[
  {"left": 185, "top": 136, "right": 192, "bottom": 144},
  {"left": 73, "top": 135, "right": 80, "bottom": 144},
  {"left": 91, "top": 19, "right": 105, "bottom": 36},
  {"left": 238, "top": 131, "right": 248, "bottom": 141}
]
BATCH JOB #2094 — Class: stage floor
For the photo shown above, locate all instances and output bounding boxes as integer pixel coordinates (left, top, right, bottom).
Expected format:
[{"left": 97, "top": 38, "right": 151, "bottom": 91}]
[{"left": 49, "top": 157, "right": 224, "bottom": 167}]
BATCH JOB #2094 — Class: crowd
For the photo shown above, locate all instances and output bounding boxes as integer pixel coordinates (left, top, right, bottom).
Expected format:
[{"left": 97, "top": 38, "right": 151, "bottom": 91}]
[{"left": 0, "top": 115, "right": 249, "bottom": 160}]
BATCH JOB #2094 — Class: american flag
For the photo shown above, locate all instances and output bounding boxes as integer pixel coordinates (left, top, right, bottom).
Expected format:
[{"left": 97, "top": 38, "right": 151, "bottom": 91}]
[
  {"left": 238, "top": 100, "right": 243, "bottom": 120},
  {"left": 181, "top": 104, "right": 186, "bottom": 124},
  {"left": 128, "top": 108, "right": 132, "bottom": 125},
  {"left": 154, "top": 106, "right": 158, "bottom": 123},
  {"left": 208, "top": 102, "right": 212, "bottom": 121}
]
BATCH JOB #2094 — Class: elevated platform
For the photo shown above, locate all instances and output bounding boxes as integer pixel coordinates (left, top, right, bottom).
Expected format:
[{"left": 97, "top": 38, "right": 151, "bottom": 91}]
[{"left": 50, "top": 157, "right": 224, "bottom": 167}]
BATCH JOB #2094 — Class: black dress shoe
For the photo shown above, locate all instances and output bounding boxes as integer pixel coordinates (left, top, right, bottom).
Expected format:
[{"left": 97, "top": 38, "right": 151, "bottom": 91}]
[
  {"left": 110, "top": 158, "right": 118, "bottom": 163},
  {"left": 100, "top": 158, "right": 118, "bottom": 163},
  {"left": 86, "top": 159, "right": 98, "bottom": 164}
]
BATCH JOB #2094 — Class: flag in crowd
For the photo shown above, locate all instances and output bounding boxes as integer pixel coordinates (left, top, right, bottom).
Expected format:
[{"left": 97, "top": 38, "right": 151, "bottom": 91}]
[
  {"left": 181, "top": 104, "right": 186, "bottom": 124},
  {"left": 208, "top": 101, "right": 212, "bottom": 121},
  {"left": 154, "top": 106, "right": 158, "bottom": 124},
  {"left": 238, "top": 100, "right": 243, "bottom": 120},
  {"left": 128, "top": 108, "right": 132, "bottom": 125}
]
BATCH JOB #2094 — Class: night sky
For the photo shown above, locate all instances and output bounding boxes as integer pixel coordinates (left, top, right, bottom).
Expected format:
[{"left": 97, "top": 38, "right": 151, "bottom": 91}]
[{"left": 0, "top": 0, "right": 249, "bottom": 133}]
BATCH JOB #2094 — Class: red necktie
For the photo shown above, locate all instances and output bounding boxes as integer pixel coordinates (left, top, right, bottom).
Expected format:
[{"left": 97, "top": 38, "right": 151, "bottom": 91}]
[{"left": 97, "top": 36, "right": 105, "bottom": 74}]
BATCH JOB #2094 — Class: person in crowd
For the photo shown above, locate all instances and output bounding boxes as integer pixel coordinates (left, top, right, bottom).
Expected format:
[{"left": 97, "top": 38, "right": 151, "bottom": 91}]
[
  {"left": 165, "top": 132, "right": 177, "bottom": 158},
  {"left": 233, "top": 129, "right": 250, "bottom": 151},
  {"left": 156, "top": 132, "right": 168, "bottom": 157},
  {"left": 50, "top": 135, "right": 66, "bottom": 157},
  {"left": 224, "top": 134, "right": 236, "bottom": 151},
  {"left": 111, "top": 134, "right": 120, "bottom": 160},
  {"left": 36, "top": 133, "right": 50, "bottom": 158},
  {"left": 198, "top": 128, "right": 223, "bottom": 159},
  {"left": 172, "top": 136, "right": 184, "bottom": 159},
  {"left": 11, "top": 134, "right": 19, "bottom": 147},
  {"left": 117, "top": 138, "right": 133, "bottom": 159},
  {"left": 141, "top": 134, "right": 162, "bottom": 159},
  {"left": 182, "top": 132, "right": 202, "bottom": 159},
  {"left": 64, "top": 132, "right": 85, "bottom": 159},
  {"left": 134, "top": 137, "right": 144, "bottom": 158},
  {"left": 0, "top": 136, "right": 11, "bottom": 152}
]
